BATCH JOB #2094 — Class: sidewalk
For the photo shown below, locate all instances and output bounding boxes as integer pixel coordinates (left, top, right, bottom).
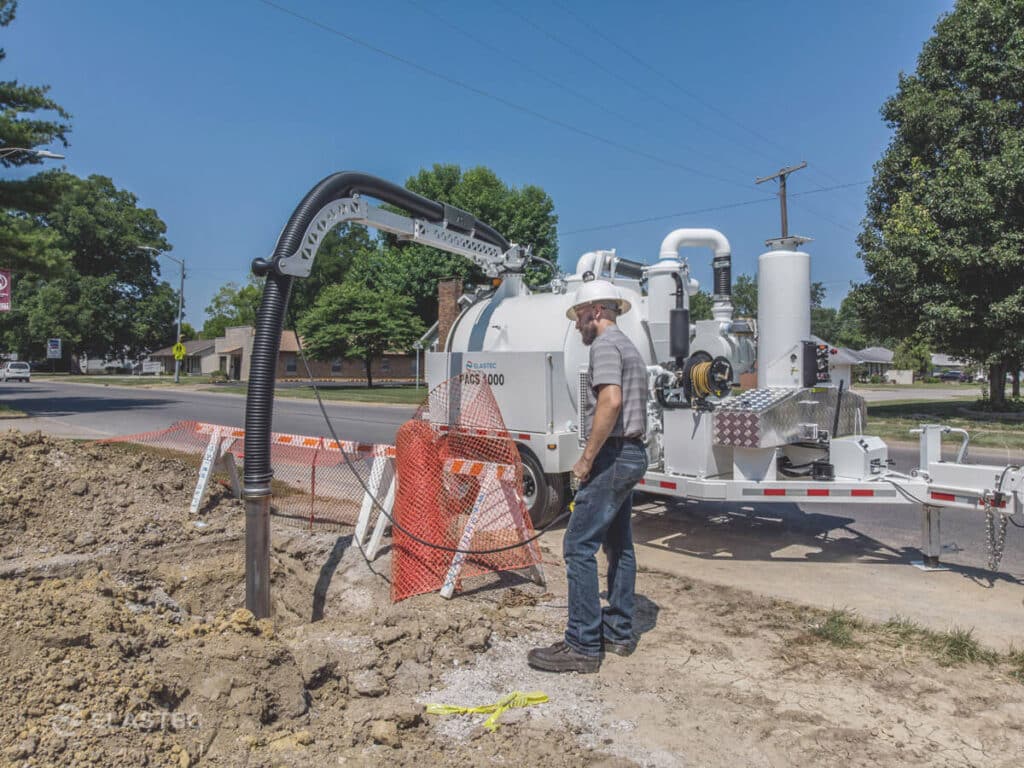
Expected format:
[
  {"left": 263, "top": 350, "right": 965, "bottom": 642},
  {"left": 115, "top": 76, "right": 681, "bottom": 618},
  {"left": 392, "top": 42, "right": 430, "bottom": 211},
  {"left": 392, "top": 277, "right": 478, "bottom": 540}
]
[{"left": 543, "top": 501, "right": 1024, "bottom": 652}]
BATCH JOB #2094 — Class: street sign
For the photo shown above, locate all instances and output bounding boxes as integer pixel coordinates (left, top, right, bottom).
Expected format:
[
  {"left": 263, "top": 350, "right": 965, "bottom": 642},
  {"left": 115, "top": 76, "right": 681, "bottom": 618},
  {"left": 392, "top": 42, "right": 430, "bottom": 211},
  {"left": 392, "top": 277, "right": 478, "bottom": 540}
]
[
  {"left": 0, "top": 270, "right": 10, "bottom": 312},
  {"left": 172, "top": 342, "right": 186, "bottom": 361},
  {"left": 46, "top": 338, "right": 61, "bottom": 359}
]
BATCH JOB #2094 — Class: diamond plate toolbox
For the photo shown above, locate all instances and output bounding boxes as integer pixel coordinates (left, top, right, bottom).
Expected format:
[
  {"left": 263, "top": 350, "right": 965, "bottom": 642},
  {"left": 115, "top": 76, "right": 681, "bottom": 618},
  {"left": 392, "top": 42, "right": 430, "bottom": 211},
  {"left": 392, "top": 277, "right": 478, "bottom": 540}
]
[{"left": 713, "top": 387, "right": 867, "bottom": 448}]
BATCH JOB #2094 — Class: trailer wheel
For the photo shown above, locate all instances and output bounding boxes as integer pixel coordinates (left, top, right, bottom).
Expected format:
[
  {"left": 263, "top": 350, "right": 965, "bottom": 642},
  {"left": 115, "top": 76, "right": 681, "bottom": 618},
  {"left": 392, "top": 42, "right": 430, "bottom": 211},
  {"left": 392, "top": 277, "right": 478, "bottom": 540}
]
[{"left": 517, "top": 444, "right": 568, "bottom": 528}]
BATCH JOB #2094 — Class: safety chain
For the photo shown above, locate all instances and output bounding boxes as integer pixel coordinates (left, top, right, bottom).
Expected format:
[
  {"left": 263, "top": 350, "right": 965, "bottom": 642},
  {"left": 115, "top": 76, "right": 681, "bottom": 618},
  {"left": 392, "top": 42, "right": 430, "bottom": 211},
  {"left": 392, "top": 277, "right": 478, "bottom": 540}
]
[{"left": 984, "top": 496, "right": 1008, "bottom": 572}]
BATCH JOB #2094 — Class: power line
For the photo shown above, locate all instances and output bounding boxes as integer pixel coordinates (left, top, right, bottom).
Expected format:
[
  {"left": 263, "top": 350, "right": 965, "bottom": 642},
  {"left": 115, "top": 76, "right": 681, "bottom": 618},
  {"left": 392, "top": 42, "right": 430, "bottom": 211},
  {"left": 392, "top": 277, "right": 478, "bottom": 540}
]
[
  {"left": 489, "top": 0, "right": 769, "bottom": 186},
  {"left": 545, "top": 1, "right": 865, "bottom": 206},
  {"left": 255, "top": 0, "right": 758, "bottom": 193},
  {"left": 560, "top": 180, "right": 869, "bottom": 235}
]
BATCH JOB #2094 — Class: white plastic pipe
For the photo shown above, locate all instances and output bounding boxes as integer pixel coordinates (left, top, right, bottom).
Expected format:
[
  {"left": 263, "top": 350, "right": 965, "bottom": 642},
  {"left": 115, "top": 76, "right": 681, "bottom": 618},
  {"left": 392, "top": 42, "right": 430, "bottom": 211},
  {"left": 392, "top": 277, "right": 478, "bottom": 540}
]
[
  {"left": 658, "top": 228, "right": 731, "bottom": 262},
  {"left": 658, "top": 228, "right": 733, "bottom": 321}
]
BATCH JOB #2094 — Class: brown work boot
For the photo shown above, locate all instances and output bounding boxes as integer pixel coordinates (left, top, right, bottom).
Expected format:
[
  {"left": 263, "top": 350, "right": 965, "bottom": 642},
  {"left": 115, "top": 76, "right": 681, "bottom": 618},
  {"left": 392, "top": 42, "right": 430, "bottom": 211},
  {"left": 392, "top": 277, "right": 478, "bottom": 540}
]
[{"left": 527, "top": 641, "right": 600, "bottom": 674}]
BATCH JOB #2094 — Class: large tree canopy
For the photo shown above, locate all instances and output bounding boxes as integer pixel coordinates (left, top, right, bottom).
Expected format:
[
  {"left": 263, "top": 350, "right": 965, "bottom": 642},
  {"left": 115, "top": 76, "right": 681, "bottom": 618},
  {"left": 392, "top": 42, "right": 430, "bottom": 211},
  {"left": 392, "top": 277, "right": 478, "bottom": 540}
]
[
  {"left": 0, "top": 174, "right": 177, "bottom": 362},
  {"left": 0, "top": 1, "right": 73, "bottom": 276},
  {"left": 202, "top": 279, "right": 262, "bottom": 340},
  {"left": 387, "top": 164, "right": 559, "bottom": 322},
  {"left": 296, "top": 283, "right": 424, "bottom": 388},
  {"left": 851, "top": 0, "right": 1024, "bottom": 404}
]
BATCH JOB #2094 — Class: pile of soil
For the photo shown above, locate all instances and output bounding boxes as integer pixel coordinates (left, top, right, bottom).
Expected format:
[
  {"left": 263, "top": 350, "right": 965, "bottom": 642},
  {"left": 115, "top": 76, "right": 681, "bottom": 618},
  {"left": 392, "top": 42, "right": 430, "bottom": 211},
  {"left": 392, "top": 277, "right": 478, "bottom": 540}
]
[{"left": 1, "top": 430, "right": 1023, "bottom": 767}]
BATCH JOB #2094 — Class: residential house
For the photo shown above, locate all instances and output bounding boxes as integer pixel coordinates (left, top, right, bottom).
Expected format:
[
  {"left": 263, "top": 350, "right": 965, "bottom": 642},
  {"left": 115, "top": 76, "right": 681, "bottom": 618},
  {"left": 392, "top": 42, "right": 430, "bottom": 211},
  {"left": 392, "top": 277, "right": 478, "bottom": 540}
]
[{"left": 148, "top": 339, "right": 217, "bottom": 376}]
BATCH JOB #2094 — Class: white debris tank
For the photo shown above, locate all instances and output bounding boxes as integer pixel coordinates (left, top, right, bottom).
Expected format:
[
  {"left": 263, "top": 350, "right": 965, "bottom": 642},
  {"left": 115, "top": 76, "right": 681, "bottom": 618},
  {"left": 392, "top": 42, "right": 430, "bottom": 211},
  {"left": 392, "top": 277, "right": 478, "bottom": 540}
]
[{"left": 757, "top": 238, "right": 811, "bottom": 388}]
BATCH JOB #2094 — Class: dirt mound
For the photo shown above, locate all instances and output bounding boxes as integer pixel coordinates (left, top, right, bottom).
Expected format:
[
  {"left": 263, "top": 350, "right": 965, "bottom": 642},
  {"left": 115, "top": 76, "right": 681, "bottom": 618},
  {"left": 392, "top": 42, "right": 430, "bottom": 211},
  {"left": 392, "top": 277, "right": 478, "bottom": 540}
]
[
  {"left": 2, "top": 430, "right": 1023, "bottom": 767},
  {"left": 0, "top": 433, "right": 626, "bottom": 766}
]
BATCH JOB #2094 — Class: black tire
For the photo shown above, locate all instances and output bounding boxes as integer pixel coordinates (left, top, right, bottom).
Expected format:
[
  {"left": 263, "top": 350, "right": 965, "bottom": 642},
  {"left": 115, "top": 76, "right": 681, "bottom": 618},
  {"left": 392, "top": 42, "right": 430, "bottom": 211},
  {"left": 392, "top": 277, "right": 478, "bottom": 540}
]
[{"left": 517, "top": 444, "right": 568, "bottom": 528}]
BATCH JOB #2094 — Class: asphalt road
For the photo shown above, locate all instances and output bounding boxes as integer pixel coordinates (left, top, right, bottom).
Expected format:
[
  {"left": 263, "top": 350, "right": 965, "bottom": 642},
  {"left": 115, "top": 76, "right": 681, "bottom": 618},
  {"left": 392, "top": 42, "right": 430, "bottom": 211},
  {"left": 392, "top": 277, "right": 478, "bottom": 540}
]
[
  {"left": 5, "top": 379, "right": 1022, "bottom": 579},
  {"left": 1, "top": 379, "right": 414, "bottom": 445}
]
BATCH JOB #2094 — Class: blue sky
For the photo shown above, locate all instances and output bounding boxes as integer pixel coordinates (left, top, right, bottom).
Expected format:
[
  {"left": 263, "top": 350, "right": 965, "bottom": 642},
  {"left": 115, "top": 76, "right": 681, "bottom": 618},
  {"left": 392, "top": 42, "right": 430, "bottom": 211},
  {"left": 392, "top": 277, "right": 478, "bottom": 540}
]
[{"left": 5, "top": 0, "right": 952, "bottom": 324}]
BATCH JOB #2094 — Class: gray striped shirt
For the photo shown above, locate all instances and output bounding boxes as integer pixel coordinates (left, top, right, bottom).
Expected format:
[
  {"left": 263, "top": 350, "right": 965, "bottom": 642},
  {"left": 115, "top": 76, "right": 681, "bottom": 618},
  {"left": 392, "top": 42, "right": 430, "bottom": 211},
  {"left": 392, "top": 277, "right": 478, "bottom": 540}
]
[{"left": 585, "top": 326, "right": 648, "bottom": 439}]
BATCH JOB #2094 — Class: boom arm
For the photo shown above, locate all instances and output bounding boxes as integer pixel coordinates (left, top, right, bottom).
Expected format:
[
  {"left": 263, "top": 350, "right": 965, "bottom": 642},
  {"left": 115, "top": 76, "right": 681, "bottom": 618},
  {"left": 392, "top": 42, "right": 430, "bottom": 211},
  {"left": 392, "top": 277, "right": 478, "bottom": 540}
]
[{"left": 274, "top": 194, "right": 530, "bottom": 279}]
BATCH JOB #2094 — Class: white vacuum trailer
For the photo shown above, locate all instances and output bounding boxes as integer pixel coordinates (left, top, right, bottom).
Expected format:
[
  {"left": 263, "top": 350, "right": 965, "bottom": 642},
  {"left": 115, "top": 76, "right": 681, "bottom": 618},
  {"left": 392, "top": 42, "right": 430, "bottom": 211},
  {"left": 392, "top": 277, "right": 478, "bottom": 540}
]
[
  {"left": 262, "top": 175, "right": 1020, "bottom": 576},
  {"left": 427, "top": 228, "right": 1022, "bottom": 570}
]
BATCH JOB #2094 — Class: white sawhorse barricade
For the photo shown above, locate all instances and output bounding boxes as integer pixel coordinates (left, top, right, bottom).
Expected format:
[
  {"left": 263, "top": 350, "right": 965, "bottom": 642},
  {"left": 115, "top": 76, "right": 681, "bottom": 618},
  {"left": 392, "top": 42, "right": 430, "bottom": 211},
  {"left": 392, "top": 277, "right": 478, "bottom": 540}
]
[
  {"left": 439, "top": 458, "right": 545, "bottom": 599},
  {"left": 189, "top": 423, "right": 396, "bottom": 558}
]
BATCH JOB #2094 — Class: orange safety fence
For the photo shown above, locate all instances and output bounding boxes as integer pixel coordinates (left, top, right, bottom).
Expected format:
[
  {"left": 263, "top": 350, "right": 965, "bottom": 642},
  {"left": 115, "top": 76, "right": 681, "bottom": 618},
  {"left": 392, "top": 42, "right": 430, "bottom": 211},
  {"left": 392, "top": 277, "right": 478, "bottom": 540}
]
[
  {"left": 391, "top": 376, "right": 543, "bottom": 602},
  {"left": 100, "top": 420, "right": 394, "bottom": 529}
]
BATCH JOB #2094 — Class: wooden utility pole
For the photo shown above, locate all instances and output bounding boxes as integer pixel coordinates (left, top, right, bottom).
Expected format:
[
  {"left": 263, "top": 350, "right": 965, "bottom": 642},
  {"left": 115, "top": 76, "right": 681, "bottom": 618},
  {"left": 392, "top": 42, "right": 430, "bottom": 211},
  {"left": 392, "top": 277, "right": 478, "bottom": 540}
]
[{"left": 755, "top": 161, "right": 807, "bottom": 238}]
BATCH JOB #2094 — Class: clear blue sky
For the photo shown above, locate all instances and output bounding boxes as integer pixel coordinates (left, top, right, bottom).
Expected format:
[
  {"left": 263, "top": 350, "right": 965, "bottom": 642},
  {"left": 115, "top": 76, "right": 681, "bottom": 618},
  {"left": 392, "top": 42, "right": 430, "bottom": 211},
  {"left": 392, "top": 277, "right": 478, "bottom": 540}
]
[{"left": 6, "top": 0, "right": 953, "bottom": 325}]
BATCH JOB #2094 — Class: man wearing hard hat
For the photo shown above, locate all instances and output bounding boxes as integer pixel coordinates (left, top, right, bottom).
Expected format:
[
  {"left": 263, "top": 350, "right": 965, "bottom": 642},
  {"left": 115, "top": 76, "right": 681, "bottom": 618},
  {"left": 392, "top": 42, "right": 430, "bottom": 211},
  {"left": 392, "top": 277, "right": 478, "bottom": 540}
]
[{"left": 528, "top": 278, "right": 649, "bottom": 674}]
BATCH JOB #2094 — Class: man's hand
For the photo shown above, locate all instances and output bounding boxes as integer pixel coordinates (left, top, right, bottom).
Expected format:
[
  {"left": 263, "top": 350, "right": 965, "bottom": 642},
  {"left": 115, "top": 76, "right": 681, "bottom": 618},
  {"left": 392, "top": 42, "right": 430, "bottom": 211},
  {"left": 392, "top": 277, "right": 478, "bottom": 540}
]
[{"left": 573, "top": 456, "right": 593, "bottom": 484}]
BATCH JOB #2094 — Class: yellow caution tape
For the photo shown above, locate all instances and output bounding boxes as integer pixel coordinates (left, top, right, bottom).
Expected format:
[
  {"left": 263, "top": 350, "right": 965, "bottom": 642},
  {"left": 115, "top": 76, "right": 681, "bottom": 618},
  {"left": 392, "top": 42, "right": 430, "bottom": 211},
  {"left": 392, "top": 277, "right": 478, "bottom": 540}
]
[{"left": 425, "top": 690, "right": 549, "bottom": 731}]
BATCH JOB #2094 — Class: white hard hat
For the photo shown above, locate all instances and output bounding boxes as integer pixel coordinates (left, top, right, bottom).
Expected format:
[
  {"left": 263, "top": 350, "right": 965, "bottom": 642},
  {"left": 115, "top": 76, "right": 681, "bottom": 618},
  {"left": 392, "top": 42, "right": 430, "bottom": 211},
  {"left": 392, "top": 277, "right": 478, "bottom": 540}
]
[{"left": 566, "top": 279, "right": 632, "bottom": 320}]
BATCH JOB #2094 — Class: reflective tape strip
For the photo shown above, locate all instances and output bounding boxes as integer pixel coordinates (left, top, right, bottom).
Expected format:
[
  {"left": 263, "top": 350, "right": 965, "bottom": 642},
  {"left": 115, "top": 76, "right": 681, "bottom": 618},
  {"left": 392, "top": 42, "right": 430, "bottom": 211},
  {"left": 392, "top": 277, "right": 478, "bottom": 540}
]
[
  {"left": 930, "top": 491, "right": 1006, "bottom": 508},
  {"left": 445, "top": 459, "right": 515, "bottom": 480},
  {"left": 741, "top": 488, "right": 898, "bottom": 498},
  {"left": 434, "top": 424, "right": 517, "bottom": 441},
  {"left": 194, "top": 422, "right": 394, "bottom": 457}
]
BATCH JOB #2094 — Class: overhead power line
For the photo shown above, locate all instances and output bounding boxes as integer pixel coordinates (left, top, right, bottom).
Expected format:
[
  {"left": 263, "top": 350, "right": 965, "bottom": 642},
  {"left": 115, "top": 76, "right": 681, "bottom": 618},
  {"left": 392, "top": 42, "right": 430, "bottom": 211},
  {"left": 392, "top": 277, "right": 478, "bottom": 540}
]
[
  {"left": 560, "top": 180, "right": 868, "bottom": 235},
  {"left": 255, "top": 0, "right": 759, "bottom": 193},
  {"left": 490, "top": 0, "right": 769, "bottom": 186},
  {"left": 546, "top": 1, "right": 862, "bottom": 199}
]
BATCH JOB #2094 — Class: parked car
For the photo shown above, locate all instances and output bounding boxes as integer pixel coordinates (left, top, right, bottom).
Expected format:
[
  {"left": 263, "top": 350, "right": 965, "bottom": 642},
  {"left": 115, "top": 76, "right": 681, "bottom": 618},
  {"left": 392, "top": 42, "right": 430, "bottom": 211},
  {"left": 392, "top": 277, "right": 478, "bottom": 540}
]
[
  {"left": 1, "top": 361, "right": 31, "bottom": 382},
  {"left": 937, "top": 370, "right": 968, "bottom": 382}
]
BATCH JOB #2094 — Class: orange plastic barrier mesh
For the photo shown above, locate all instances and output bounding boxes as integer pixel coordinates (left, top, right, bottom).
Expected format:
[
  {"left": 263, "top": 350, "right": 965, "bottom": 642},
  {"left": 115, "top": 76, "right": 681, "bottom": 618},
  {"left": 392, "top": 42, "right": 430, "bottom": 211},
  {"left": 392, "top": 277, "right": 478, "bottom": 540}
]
[
  {"left": 391, "top": 376, "right": 542, "bottom": 602},
  {"left": 100, "top": 420, "right": 392, "bottom": 528}
]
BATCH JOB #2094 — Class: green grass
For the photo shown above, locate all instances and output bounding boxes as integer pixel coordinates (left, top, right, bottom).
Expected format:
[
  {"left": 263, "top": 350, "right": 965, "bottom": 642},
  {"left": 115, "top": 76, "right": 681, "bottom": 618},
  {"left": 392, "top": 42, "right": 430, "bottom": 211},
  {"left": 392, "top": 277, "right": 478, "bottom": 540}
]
[
  {"left": 881, "top": 616, "right": 998, "bottom": 666},
  {"left": 34, "top": 373, "right": 214, "bottom": 386},
  {"left": 858, "top": 382, "right": 986, "bottom": 390},
  {"left": 206, "top": 383, "right": 427, "bottom": 405},
  {"left": 866, "top": 398, "right": 1024, "bottom": 450},
  {"left": 1008, "top": 649, "right": 1024, "bottom": 683},
  {"left": 0, "top": 403, "right": 26, "bottom": 418},
  {"left": 810, "top": 609, "right": 862, "bottom": 647}
]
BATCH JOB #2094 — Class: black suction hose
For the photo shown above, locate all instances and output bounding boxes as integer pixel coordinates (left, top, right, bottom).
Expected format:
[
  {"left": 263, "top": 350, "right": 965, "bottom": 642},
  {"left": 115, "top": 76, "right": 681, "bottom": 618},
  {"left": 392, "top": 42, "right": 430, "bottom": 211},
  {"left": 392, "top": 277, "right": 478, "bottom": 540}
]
[
  {"left": 241, "top": 171, "right": 511, "bottom": 617},
  {"left": 244, "top": 171, "right": 510, "bottom": 491}
]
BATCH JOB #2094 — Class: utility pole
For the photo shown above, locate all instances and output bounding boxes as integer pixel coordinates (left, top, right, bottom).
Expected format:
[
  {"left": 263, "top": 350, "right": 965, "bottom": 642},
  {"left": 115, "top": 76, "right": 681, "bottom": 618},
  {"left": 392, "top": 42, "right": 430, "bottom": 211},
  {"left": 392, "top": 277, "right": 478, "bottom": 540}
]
[
  {"left": 170, "top": 256, "right": 185, "bottom": 384},
  {"left": 137, "top": 246, "right": 185, "bottom": 383},
  {"left": 755, "top": 161, "right": 807, "bottom": 238}
]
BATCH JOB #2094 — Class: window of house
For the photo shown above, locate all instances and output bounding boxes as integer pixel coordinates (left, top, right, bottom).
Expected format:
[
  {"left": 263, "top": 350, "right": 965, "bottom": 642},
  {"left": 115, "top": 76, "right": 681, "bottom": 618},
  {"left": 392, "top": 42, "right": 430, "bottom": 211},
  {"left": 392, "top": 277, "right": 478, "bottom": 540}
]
[
  {"left": 381, "top": 358, "right": 391, "bottom": 371},
  {"left": 285, "top": 354, "right": 297, "bottom": 373},
  {"left": 331, "top": 358, "right": 342, "bottom": 373}
]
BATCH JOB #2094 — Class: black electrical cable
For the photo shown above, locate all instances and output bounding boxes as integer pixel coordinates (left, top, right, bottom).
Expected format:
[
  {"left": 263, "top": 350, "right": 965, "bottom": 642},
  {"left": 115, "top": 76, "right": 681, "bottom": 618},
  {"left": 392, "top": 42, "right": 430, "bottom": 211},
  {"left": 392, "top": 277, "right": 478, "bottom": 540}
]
[{"left": 289, "top": 307, "right": 571, "bottom": 556}]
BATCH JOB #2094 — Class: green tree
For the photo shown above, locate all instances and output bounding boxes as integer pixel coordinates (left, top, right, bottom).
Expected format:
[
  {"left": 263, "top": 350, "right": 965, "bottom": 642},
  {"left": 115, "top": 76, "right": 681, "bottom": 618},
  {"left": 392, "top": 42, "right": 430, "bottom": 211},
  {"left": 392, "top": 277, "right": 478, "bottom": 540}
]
[
  {"left": 730, "top": 274, "right": 758, "bottom": 318},
  {"left": 0, "top": 2, "right": 73, "bottom": 277},
  {"left": 288, "top": 224, "right": 378, "bottom": 319},
  {"left": 296, "top": 284, "right": 425, "bottom": 388},
  {"left": 892, "top": 335, "right": 932, "bottom": 377},
  {"left": 386, "top": 164, "right": 559, "bottom": 323},
  {"left": 852, "top": 0, "right": 1024, "bottom": 406},
  {"left": 689, "top": 290, "right": 713, "bottom": 321},
  {"left": 201, "top": 279, "right": 262, "bottom": 339},
  {"left": 0, "top": 174, "right": 177, "bottom": 363}
]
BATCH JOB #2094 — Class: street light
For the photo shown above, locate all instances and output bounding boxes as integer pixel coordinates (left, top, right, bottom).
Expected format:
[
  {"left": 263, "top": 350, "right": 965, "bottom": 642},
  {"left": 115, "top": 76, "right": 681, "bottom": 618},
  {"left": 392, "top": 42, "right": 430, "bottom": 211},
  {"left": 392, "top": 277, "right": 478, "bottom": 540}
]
[
  {"left": 137, "top": 245, "right": 186, "bottom": 384},
  {"left": 0, "top": 147, "right": 65, "bottom": 160}
]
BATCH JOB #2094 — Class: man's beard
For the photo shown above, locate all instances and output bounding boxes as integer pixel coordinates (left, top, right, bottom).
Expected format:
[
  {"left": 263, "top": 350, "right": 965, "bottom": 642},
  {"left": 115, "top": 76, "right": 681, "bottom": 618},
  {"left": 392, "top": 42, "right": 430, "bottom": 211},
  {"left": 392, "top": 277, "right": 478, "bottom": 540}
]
[{"left": 581, "top": 323, "right": 598, "bottom": 346}]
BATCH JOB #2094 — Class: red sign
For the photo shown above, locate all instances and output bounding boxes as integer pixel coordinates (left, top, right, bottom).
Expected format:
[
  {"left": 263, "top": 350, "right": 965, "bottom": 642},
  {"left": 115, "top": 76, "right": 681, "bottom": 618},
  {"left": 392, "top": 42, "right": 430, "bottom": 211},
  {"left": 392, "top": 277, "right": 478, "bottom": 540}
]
[{"left": 0, "top": 270, "right": 9, "bottom": 312}]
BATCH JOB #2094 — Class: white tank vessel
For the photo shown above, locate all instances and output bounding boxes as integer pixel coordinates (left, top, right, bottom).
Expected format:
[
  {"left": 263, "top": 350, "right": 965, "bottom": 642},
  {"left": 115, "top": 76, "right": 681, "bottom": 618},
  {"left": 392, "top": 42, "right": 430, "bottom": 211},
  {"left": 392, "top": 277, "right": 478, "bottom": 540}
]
[{"left": 757, "top": 236, "right": 812, "bottom": 388}]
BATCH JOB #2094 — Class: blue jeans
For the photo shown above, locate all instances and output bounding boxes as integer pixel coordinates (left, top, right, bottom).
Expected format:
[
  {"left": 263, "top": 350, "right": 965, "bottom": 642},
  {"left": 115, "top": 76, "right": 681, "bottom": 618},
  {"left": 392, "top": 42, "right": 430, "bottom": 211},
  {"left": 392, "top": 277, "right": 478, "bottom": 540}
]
[{"left": 563, "top": 439, "right": 648, "bottom": 656}]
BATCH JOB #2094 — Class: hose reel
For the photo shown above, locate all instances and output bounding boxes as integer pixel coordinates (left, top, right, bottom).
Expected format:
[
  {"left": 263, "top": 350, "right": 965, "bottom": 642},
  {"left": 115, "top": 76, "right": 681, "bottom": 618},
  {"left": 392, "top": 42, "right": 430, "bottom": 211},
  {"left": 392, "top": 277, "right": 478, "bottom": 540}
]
[
  {"left": 682, "top": 351, "right": 733, "bottom": 403},
  {"left": 655, "top": 351, "right": 734, "bottom": 409}
]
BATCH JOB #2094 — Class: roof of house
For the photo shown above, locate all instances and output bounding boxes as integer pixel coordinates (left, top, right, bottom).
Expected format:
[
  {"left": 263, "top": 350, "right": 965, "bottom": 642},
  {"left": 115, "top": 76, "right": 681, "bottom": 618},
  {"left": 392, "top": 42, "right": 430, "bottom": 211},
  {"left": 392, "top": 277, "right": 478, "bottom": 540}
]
[
  {"left": 150, "top": 339, "right": 216, "bottom": 357},
  {"left": 855, "top": 346, "right": 894, "bottom": 364},
  {"left": 279, "top": 330, "right": 300, "bottom": 353},
  {"left": 931, "top": 353, "right": 969, "bottom": 367}
]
